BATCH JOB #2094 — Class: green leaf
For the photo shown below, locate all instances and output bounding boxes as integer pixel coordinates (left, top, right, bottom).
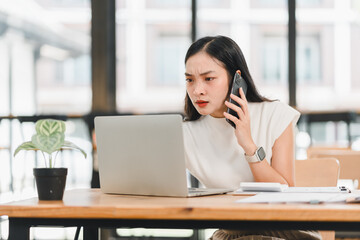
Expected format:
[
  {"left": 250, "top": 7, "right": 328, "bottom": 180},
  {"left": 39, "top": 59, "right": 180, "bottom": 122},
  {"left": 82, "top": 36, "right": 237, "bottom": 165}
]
[
  {"left": 62, "top": 141, "right": 87, "bottom": 159},
  {"left": 35, "top": 119, "right": 66, "bottom": 136},
  {"left": 32, "top": 132, "right": 65, "bottom": 155},
  {"left": 14, "top": 141, "right": 38, "bottom": 157}
]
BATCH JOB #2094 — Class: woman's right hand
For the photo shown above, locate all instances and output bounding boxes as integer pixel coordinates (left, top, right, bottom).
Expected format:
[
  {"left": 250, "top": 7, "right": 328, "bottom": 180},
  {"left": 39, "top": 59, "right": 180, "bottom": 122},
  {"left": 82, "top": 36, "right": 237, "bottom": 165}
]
[{"left": 223, "top": 87, "right": 257, "bottom": 156}]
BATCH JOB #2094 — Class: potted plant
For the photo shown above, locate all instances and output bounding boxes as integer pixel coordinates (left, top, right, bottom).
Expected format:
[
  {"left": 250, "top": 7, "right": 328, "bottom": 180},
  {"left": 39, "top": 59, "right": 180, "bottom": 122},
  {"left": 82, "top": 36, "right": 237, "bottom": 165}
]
[{"left": 14, "top": 119, "right": 87, "bottom": 200}]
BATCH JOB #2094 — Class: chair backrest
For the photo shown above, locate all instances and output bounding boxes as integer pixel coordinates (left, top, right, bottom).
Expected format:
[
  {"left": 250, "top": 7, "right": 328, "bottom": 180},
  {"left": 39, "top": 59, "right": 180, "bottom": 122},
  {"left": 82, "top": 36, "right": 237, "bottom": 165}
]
[
  {"left": 307, "top": 146, "right": 351, "bottom": 159},
  {"left": 298, "top": 153, "right": 340, "bottom": 240},
  {"left": 308, "top": 150, "right": 360, "bottom": 188},
  {"left": 295, "top": 158, "right": 339, "bottom": 187}
]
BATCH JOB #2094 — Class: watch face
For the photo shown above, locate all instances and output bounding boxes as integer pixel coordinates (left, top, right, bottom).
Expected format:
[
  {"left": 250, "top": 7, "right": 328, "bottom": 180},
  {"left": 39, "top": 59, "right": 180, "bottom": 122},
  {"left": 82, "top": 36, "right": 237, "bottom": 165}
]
[{"left": 257, "top": 147, "right": 266, "bottom": 160}]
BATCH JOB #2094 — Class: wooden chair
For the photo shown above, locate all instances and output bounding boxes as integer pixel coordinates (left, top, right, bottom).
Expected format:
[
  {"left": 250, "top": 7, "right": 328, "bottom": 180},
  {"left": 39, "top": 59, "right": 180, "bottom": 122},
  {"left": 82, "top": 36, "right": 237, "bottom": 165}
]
[
  {"left": 306, "top": 146, "right": 351, "bottom": 160},
  {"left": 295, "top": 158, "right": 340, "bottom": 187},
  {"left": 295, "top": 158, "right": 340, "bottom": 240},
  {"left": 307, "top": 149, "right": 360, "bottom": 189}
]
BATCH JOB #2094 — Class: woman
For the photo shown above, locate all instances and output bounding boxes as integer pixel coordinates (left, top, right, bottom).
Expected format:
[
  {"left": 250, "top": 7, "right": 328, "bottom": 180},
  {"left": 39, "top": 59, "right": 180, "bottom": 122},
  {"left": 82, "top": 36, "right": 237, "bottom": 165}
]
[{"left": 182, "top": 36, "right": 321, "bottom": 240}]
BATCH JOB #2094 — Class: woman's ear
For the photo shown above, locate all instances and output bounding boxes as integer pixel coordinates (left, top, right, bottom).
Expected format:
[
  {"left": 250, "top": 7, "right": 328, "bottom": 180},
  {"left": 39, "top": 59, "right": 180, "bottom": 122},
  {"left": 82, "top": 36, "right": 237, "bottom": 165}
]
[{"left": 236, "top": 70, "right": 242, "bottom": 76}]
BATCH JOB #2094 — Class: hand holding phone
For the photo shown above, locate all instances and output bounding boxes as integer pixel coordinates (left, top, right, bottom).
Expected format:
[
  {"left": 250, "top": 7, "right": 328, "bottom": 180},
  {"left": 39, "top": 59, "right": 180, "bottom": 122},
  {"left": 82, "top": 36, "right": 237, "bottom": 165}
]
[{"left": 226, "top": 72, "right": 248, "bottom": 128}]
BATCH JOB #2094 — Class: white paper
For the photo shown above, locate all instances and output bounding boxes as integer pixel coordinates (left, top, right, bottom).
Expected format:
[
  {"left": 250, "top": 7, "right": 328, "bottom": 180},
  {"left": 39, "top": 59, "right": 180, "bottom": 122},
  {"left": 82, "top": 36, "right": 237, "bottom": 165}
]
[
  {"left": 238, "top": 182, "right": 288, "bottom": 192},
  {"left": 235, "top": 192, "right": 354, "bottom": 204},
  {"left": 283, "top": 187, "right": 347, "bottom": 193}
]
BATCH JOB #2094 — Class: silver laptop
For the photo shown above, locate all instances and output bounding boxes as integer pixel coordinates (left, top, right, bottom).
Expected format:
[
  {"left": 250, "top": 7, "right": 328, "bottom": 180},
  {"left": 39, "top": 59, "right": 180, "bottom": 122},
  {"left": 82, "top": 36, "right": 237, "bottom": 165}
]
[{"left": 94, "top": 114, "right": 232, "bottom": 197}]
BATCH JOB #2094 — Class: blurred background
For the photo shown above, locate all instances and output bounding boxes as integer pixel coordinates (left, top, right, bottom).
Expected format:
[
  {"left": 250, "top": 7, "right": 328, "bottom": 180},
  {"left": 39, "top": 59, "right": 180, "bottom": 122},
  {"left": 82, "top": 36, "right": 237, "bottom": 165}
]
[{"left": 1, "top": 0, "right": 360, "bottom": 239}]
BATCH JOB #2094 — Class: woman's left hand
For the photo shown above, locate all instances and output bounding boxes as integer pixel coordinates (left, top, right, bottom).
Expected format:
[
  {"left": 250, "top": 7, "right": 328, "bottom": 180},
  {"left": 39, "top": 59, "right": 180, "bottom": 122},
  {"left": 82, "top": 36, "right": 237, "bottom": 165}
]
[{"left": 223, "top": 88, "right": 257, "bottom": 155}]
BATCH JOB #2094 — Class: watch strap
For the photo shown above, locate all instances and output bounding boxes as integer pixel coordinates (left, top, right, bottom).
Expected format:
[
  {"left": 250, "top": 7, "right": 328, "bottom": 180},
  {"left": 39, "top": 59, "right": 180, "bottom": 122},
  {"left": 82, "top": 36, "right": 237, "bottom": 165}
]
[{"left": 245, "top": 147, "right": 266, "bottom": 163}]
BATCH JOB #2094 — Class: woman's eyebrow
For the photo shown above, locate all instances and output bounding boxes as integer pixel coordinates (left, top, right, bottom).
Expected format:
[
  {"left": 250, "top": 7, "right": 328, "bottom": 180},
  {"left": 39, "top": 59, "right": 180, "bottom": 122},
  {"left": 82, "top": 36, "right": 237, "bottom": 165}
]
[{"left": 185, "top": 71, "right": 215, "bottom": 76}]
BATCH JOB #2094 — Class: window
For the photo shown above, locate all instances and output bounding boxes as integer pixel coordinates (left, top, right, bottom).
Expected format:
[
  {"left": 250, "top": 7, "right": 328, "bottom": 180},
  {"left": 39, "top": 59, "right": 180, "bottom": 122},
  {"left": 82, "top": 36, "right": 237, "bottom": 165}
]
[
  {"left": 351, "top": 23, "right": 360, "bottom": 88},
  {"left": 262, "top": 35, "right": 287, "bottom": 84},
  {"left": 252, "top": 0, "right": 286, "bottom": 8},
  {"left": 148, "top": 33, "right": 189, "bottom": 87},
  {"left": 115, "top": 1, "right": 191, "bottom": 113},
  {"left": 297, "top": 0, "right": 333, "bottom": 8},
  {"left": 297, "top": 35, "right": 321, "bottom": 84},
  {"left": 0, "top": 0, "right": 92, "bottom": 198},
  {"left": 250, "top": 23, "right": 288, "bottom": 102},
  {"left": 296, "top": 2, "right": 360, "bottom": 110},
  {"left": 0, "top": 0, "right": 91, "bottom": 115},
  {"left": 198, "top": 2, "right": 289, "bottom": 102},
  {"left": 146, "top": 0, "right": 190, "bottom": 8},
  {"left": 351, "top": 0, "right": 360, "bottom": 88},
  {"left": 198, "top": 0, "right": 230, "bottom": 8}
]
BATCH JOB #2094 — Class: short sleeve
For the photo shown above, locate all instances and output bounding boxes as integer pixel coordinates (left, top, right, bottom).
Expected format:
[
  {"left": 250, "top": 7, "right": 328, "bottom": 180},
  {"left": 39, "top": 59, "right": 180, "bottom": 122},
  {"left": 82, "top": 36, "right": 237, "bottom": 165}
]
[{"left": 268, "top": 102, "right": 300, "bottom": 146}]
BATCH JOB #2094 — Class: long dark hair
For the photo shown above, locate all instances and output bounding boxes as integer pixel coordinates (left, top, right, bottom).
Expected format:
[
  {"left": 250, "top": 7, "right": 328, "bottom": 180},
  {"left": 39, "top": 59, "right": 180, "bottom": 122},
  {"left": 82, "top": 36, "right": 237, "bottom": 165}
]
[{"left": 184, "top": 35, "right": 272, "bottom": 121}]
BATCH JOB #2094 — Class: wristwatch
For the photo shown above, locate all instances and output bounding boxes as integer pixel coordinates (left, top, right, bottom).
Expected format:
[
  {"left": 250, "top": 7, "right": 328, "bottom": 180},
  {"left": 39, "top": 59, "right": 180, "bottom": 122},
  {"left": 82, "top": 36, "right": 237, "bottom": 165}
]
[{"left": 245, "top": 147, "right": 266, "bottom": 163}]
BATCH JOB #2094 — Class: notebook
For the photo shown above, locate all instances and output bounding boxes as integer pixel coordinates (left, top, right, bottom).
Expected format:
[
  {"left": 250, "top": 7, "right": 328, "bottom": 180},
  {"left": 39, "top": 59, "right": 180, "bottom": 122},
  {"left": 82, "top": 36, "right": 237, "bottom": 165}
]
[{"left": 94, "top": 114, "right": 232, "bottom": 197}]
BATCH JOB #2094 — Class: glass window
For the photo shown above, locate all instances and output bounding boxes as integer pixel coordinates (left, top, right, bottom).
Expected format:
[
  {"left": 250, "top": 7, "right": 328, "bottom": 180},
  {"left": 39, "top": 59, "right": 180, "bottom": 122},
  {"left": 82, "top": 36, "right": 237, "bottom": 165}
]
[
  {"left": 0, "top": 0, "right": 92, "bottom": 199},
  {"left": 297, "top": 35, "right": 321, "bottom": 84},
  {"left": 33, "top": 0, "right": 89, "bottom": 7},
  {"left": 198, "top": 0, "right": 230, "bottom": 8},
  {"left": 147, "top": 31, "right": 189, "bottom": 87},
  {"left": 116, "top": 24, "right": 127, "bottom": 89},
  {"left": 351, "top": 24, "right": 360, "bottom": 88},
  {"left": 0, "top": 31, "right": 10, "bottom": 116},
  {"left": 250, "top": 24, "right": 288, "bottom": 102},
  {"left": 197, "top": 2, "right": 288, "bottom": 103},
  {"left": 351, "top": 0, "right": 360, "bottom": 89},
  {"left": 146, "top": 0, "right": 190, "bottom": 8},
  {"left": 0, "top": 0, "right": 91, "bottom": 115},
  {"left": 297, "top": 2, "right": 359, "bottom": 110},
  {"left": 262, "top": 35, "right": 287, "bottom": 85},
  {"left": 115, "top": 1, "right": 191, "bottom": 113},
  {"left": 197, "top": 23, "right": 231, "bottom": 40},
  {"left": 251, "top": 0, "right": 286, "bottom": 8},
  {"left": 297, "top": 0, "right": 333, "bottom": 8},
  {"left": 197, "top": 1, "right": 232, "bottom": 39}
]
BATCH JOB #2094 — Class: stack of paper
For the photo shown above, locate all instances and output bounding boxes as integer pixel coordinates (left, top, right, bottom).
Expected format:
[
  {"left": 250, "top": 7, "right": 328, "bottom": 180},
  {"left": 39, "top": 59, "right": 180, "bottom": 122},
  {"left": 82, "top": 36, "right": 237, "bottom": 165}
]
[{"left": 234, "top": 182, "right": 359, "bottom": 204}]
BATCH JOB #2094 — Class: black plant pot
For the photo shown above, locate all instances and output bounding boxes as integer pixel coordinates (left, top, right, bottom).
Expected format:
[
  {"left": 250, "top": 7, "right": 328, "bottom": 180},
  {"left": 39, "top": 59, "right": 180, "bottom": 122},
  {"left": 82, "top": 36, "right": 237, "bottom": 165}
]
[{"left": 33, "top": 168, "right": 68, "bottom": 201}]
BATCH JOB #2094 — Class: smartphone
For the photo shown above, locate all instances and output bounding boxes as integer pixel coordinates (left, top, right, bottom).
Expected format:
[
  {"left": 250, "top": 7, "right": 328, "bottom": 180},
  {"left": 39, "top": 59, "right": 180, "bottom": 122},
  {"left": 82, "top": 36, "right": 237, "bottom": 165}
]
[{"left": 226, "top": 72, "right": 248, "bottom": 128}]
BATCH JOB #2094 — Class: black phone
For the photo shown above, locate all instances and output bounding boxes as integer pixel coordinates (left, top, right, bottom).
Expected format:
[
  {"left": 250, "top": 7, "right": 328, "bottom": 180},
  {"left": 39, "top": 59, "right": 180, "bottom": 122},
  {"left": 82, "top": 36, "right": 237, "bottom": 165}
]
[{"left": 226, "top": 72, "right": 248, "bottom": 128}]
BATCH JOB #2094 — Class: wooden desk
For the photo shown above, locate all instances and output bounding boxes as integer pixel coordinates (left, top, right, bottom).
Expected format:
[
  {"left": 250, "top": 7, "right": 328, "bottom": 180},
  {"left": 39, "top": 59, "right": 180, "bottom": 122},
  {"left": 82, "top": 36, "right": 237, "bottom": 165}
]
[{"left": 1, "top": 189, "right": 360, "bottom": 240}]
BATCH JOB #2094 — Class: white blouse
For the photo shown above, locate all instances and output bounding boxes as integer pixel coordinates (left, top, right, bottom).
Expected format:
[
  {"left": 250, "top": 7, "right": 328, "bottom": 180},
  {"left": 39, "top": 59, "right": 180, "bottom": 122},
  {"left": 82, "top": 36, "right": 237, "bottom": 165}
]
[{"left": 182, "top": 101, "right": 300, "bottom": 189}]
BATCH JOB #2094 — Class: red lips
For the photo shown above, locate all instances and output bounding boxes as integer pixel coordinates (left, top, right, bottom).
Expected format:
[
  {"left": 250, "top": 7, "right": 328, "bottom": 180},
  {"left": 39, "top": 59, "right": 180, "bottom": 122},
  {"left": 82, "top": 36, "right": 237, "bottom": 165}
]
[{"left": 196, "top": 100, "right": 209, "bottom": 108}]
